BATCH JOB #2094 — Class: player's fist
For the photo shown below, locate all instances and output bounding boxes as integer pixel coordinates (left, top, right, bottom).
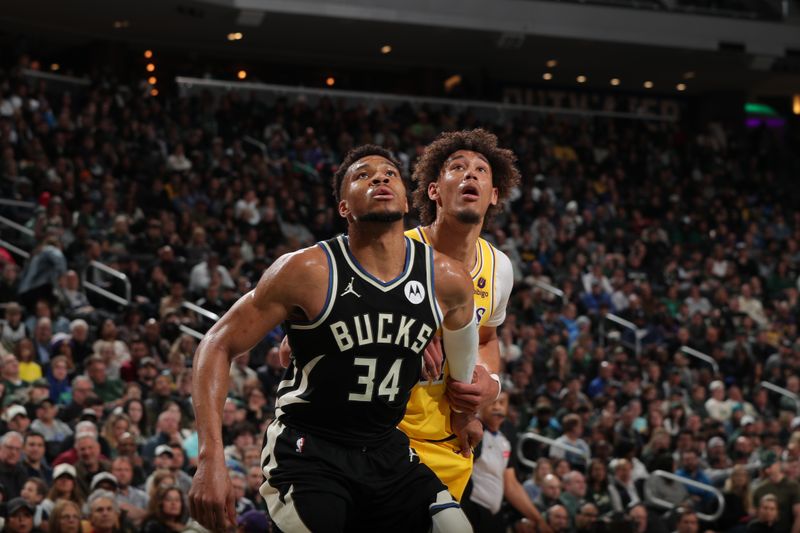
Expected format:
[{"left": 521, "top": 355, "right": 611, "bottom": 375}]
[
  {"left": 451, "top": 411, "right": 483, "bottom": 458},
  {"left": 188, "top": 454, "right": 237, "bottom": 532},
  {"left": 446, "top": 365, "right": 497, "bottom": 412}
]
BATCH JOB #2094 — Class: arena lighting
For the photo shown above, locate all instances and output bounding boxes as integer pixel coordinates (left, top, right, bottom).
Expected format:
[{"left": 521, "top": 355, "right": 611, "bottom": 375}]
[
  {"left": 148, "top": 76, "right": 157, "bottom": 85},
  {"left": 150, "top": 88, "right": 158, "bottom": 96},
  {"left": 793, "top": 95, "right": 800, "bottom": 115},
  {"left": 144, "top": 50, "right": 153, "bottom": 59},
  {"left": 610, "top": 78, "right": 620, "bottom": 86},
  {"left": 227, "top": 32, "right": 243, "bottom": 41},
  {"left": 326, "top": 77, "right": 336, "bottom": 87},
  {"left": 576, "top": 75, "right": 587, "bottom": 83},
  {"left": 542, "top": 72, "right": 553, "bottom": 81},
  {"left": 546, "top": 59, "right": 558, "bottom": 68},
  {"left": 744, "top": 102, "right": 779, "bottom": 116},
  {"left": 146, "top": 63, "right": 155, "bottom": 72},
  {"left": 643, "top": 81, "right": 654, "bottom": 89},
  {"left": 113, "top": 20, "right": 130, "bottom": 29},
  {"left": 444, "top": 74, "right": 462, "bottom": 92},
  {"left": 381, "top": 45, "right": 392, "bottom": 54},
  {"left": 683, "top": 71, "right": 695, "bottom": 79},
  {"left": 50, "top": 63, "right": 60, "bottom": 72},
  {"left": 237, "top": 70, "right": 247, "bottom": 80},
  {"left": 676, "top": 83, "right": 686, "bottom": 92}
]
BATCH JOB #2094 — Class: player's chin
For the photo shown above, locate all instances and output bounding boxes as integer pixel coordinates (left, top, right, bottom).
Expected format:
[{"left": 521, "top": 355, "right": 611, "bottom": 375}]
[
  {"left": 454, "top": 208, "right": 482, "bottom": 225},
  {"left": 358, "top": 210, "right": 404, "bottom": 223}
]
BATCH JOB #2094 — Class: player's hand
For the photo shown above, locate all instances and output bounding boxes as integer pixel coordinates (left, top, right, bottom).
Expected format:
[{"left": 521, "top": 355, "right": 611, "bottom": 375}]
[
  {"left": 421, "top": 336, "right": 443, "bottom": 382},
  {"left": 278, "top": 335, "right": 292, "bottom": 368},
  {"left": 451, "top": 411, "right": 482, "bottom": 458},
  {"left": 188, "top": 452, "right": 236, "bottom": 531},
  {"left": 446, "top": 365, "right": 498, "bottom": 413}
]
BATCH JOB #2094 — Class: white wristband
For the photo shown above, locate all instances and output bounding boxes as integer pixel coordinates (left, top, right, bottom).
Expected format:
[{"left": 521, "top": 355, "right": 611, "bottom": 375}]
[
  {"left": 442, "top": 317, "right": 478, "bottom": 383},
  {"left": 489, "top": 372, "right": 502, "bottom": 401}
]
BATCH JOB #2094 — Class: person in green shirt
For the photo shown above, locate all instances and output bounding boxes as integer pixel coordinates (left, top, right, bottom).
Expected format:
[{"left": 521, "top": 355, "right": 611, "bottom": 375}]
[
  {"left": 85, "top": 355, "right": 124, "bottom": 407},
  {"left": 753, "top": 452, "right": 800, "bottom": 533}
]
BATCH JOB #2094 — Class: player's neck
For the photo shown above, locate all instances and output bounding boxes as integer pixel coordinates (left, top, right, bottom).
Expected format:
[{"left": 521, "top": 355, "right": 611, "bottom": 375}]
[
  {"left": 425, "top": 216, "right": 483, "bottom": 269},
  {"left": 347, "top": 223, "right": 407, "bottom": 282}
]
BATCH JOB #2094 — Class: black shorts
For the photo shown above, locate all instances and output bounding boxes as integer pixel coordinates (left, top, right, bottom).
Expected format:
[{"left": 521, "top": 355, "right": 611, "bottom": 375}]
[{"left": 260, "top": 419, "right": 446, "bottom": 532}]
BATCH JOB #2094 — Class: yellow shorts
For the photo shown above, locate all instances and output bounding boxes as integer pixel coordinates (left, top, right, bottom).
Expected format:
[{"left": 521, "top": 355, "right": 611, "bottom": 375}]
[{"left": 409, "top": 437, "right": 473, "bottom": 501}]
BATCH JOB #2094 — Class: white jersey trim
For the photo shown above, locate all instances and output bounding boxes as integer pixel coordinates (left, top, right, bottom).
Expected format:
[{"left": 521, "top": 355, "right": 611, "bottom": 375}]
[
  {"left": 290, "top": 241, "right": 338, "bottom": 331},
  {"left": 483, "top": 247, "right": 513, "bottom": 328},
  {"left": 337, "top": 235, "right": 415, "bottom": 293}
]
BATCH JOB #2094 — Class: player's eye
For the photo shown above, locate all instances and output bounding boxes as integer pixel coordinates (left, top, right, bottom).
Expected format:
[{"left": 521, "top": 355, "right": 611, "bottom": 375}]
[
  {"left": 386, "top": 170, "right": 395, "bottom": 177},
  {"left": 357, "top": 172, "right": 369, "bottom": 179}
]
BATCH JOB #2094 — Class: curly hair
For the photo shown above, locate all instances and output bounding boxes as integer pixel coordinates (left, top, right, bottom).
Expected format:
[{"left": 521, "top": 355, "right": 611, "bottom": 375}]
[
  {"left": 331, "top": 145, "right": 402, "bottom": 204},
  {"left": 411, "top": 129, "right": 521, "bottom": 225}
]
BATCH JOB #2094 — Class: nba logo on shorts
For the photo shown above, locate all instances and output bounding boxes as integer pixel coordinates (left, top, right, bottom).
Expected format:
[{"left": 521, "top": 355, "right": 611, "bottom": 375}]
[
  {"left": 478, "top": 277, "right": 486, "bottom": 288},
  {"left": 404, "top": 281, "right": 425, "bottom": 304}
]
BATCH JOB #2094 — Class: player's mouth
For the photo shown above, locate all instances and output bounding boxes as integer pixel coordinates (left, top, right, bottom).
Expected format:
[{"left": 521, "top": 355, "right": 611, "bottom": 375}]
[
  {"left": 460, "top": 183, "right": 480, "bottom": 201},
  {"left": 371, "top": 186, "right": 395, "bottom": 200}
]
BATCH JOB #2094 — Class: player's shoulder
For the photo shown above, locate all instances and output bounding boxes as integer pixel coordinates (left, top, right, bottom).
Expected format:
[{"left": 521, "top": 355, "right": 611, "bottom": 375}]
[
  {"left": 260, "top": 242, "right": 330, "bottom": 286},
  {"left": 488, "top": 243, "right": 513, "bottom": 278},
  {"left": 431, "top": 248, "right": 472, "bottom": 299},
  {"left": 479, "top": 237, "right": 511, "bottom": 268}
]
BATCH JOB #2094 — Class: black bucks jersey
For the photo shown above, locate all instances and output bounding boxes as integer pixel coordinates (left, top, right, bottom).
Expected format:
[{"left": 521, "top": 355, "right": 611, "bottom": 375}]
[{"left": 277, "top": 234, "right": 442, "bottom": 447}]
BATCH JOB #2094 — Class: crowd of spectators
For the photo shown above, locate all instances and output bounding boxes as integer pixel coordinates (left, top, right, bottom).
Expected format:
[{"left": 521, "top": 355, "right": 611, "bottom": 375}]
[{"left": 0, "top": 54, "right": 799, "bottom": 533}]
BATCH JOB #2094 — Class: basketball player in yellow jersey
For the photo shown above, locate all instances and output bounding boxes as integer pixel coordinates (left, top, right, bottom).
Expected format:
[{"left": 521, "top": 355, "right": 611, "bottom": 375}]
[{"left": 400, "top": 130, "right": 549, "bottom": 533}]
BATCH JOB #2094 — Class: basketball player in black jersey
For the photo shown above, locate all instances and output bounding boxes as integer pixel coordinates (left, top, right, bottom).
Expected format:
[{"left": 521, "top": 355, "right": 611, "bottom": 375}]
[{"left": 189, "top": 145, "right": 479, "bottom": 532}]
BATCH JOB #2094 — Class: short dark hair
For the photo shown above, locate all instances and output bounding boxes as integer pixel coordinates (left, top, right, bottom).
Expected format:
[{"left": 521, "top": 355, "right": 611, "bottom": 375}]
[
  {"left": 411, "top": 129, "right": 520, "bottom": 225},
  {"left": 331, "top": 145, "right": 402, "bottom": 204},
  {"left": 23, "top": 431, "right": 45, "bottom": 444}
]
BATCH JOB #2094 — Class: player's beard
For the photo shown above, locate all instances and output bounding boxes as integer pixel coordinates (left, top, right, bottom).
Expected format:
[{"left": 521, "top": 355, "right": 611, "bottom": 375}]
[
  {"left": 454, "top": 208, "right": 481, "bottom": 225},
  {"left": 358, "top": 210, "right": 404, "bottom": 223}
]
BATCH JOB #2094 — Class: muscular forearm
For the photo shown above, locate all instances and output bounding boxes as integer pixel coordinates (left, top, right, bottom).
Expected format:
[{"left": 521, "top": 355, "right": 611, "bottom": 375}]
[
  {"left": 193, "top": 337, "right": 235, "bottom": 457},
  {"left": 504, "top": 472, "right": 545, "bottom": 525},
  {"left": 478, "top": 336, "right": 501, "bottom": 374}
]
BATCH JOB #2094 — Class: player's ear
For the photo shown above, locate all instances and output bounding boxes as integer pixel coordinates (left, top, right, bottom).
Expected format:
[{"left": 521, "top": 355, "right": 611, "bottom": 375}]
[
  {"left": 338, "top": 199, "right": 350, "bottom": 219},
  {"left": 427, "top": 181, "right": 440, "bottom": 201},
  {"left": 490, "top": 186, "right": 499, "bottom": 206}
]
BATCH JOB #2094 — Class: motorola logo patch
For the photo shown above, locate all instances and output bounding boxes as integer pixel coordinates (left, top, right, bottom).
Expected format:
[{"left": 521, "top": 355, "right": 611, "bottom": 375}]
[{"left": 404, "top": 280, "right": 425, "bottom": 304}]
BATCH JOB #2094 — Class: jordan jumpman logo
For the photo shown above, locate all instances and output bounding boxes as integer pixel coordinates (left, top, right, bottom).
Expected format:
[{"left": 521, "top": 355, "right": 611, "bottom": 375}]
[{"left": 340, "top": 277, "right": 361, "bottom": 298}]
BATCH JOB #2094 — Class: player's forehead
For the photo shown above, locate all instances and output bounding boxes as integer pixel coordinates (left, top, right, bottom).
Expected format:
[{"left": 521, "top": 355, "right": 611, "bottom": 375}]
[
  {"left": 445, "top": 149, "right": 490, "bottom": 167},
  {"left": 347, "top": 155, "right": 398, "bottom": 176}
]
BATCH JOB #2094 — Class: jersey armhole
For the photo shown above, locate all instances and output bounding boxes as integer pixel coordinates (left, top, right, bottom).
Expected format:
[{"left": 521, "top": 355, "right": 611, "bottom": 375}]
[
  {"left": 289, "top": 241, "right": 338, "bottom": 330},
  {"left": 426, "top": 244, "right": 443, "bottom": 329}
]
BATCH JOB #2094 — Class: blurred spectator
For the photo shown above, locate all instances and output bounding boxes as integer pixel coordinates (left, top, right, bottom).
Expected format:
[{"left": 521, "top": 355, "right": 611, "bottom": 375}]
[
  {"left": 73, "top": 432, "right": 109, "bottom": 496},
  {"left": 550, "top": 414, "right": 590, "bottom": 470},
  {"left": 86, "top": 489, "right": 124, "bottom": 533},
  {"left": 41, "top": 463, "right": 83, "bottom": 515},
  {"left": 22, "top": 432, "right": 51, "bottom": 483},
  {"left": 4, "top": 496, "right": 38, "bottom": 533},
  {"left": 111, "top": 456, "right": 148, "bottom": 527},
  {"left": 17, "top": 236, "right": 67, "bottom": 312},
  {"left": 752, "top": 452, "right": 800, "bottom": 533},
  {"left": 0, "top": 431, "right": 27, "bottom": 498},
  {"left": 48, "top": 498, "right": 82, "bottom": 533},
  {"left": 748, "top": 494, "right": 780, "bottom": 533}
]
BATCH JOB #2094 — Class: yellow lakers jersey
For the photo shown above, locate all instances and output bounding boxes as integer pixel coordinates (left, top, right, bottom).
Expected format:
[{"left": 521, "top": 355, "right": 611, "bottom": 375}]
[{"left": 399, "top": 226, "right": 498, "bottom": 442}]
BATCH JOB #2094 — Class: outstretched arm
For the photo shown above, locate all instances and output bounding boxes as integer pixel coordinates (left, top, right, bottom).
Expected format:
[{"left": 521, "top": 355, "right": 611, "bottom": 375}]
[{"left": 189, "top": 250, "right": 319, "bottom": 531}]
